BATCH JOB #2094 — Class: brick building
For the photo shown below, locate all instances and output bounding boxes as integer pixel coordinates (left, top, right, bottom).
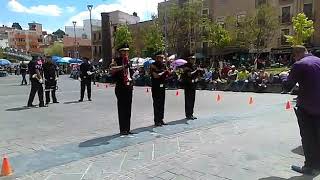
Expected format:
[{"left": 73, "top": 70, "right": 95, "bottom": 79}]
[{"left": 63, "top": 36, "right": 91, "bottom": 58}]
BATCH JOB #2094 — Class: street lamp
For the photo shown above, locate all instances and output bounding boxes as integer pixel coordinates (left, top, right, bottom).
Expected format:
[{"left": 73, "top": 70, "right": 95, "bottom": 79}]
[
  {"left": 72, "top": 21, "right": 77, "bottom": 58},
  {"left": 87, "top": 4, "right": 93, "bottom": 61}
]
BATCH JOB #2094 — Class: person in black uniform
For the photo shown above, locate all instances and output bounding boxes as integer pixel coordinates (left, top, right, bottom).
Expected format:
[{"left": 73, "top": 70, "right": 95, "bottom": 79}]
[
  {"left": 182, "top": 55, "right": 202, "bottom": 120},
  {"left": 20, "top": 61, "right": 28, "bottom": 85},
  {"left": 150, "top": 52, "right": 170, "bottom": 126},
  {"left": 27, "top": 56, "right": 46, "bottom": 107},
  {"left": 43, "top": 56, "right": 59, "bottom": 105},
  {"left": 79, "top": 57, "right": 94, "bottom": 102},
  {"left": 111, "top": 44, "right": 133, "bottom": 136}
]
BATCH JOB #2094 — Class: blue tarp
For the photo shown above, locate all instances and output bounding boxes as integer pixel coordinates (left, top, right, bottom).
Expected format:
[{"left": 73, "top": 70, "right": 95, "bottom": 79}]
[{"left": 0, "top": 59, "right": 11, "bottom": 66}]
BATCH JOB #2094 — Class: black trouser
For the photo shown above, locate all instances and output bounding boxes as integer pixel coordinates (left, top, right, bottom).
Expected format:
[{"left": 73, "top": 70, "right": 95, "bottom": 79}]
[
  {"left": 152, "top": 86, "right": 165, "bottom": 124},
  {"left": 184, "top": 85, "right": 196, "bottom": 118},
  {"left": 115, "top": 85, "right": 133, "bottom": 133},
  {"left": 80, "top": 78, "right": 91, "bottom": 100},
  {"left": 45, "top": 80, "right": 57, "bottom": 103},
  {"left": 295, "top": 107, "right": 320, "bottom": 168},
  {"left": 21, "top": 73, "right": 27, "bottom": 85},
  {"left": 27, "top": 80, "right": 44, "bottom": 106}
]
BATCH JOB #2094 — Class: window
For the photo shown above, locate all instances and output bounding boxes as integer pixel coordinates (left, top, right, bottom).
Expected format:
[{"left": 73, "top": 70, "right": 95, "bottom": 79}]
[
  {"left": 281, "top": 6, "right": 291, "bottom": 23},
  {"left": 303, "top": 3, "right": 313, "bottom": 20},
  {"left": 82, "top": 34, "right": 87, "bottom": 39},
  {"left": 98, "top": 33, "right": 101, "bottom": 40},
  {"left": 94, "top": 46, "right": 97, "bottom": 55},
  {"left": 281, "top": 29, "right": 289, "bottom": 45},
  {"left": 256, "top": 0, "right": 266, "bottom": 7},
  {"left": 202, "top": 8, "right": 209, "bottom": 16},
  {"left": 93, "top": 33, "right": 97, "bottom": 41},
  {"left": 99, "top": 46, "right": 102, "bottom": 54},
  {"left": 237, "top": 14, "right": 246, "bottom": 26}
]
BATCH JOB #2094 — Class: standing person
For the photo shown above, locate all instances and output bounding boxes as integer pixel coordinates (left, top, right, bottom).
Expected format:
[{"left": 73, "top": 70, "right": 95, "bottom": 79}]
[
  {"left": 27, "top": 56, "right": 46, "bottom": 107},
  {"left": 286, "top": 46, "right": 320, "bottom": 174},
  {"left": 182, "top": 55, "right": 201, "bottom": 120},
  {"left": 43, "top": 56, "right": 59, "bottom": 105},
  {"left": 111, "top": 44, "right": 133, "bottom": 136},
  {"left": 79, "top": 57, "right": 94, "bottom": 102},
  {"left": 150, "top": 52, "right": 170, "bottom": 126},
  {"left": 20, "top": 61, "right": 28, "bottom": 85}
]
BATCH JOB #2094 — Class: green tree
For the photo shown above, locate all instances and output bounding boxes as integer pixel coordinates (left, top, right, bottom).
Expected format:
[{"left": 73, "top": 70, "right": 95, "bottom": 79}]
[
  {"left": 0, "top": 48, "right": 4, "bottom": 59},
  {"left": 142, "top": 22, "right": 165, "bottom": 57},
  {"left": 227, "top": 4, "right": 279, "bottom": 58},
  {"left": 44, "top": 42, "right": 64, "bottom": 56},
  {"left": 12, "top": 22, "right": 22, "bottom": 30},
  {"left": 158, "top": 0, "right": 205, "bottom": 56},
  {"left": 285, "top": 13, "right": 315, "bottom": 46},
  {"left": 113, "top": 24, "right": 135, "bottom": 57},
  {"left": 53, "top": 29, "right": 66, "bottom": 38},
  {"left": 203, "top": 20, "right": 232, "bottom": 50}
]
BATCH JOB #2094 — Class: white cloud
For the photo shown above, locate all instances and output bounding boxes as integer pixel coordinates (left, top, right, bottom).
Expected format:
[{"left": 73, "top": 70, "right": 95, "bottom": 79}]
[
  {"left": 7, "top": 0, "right": 62, "bottom": 16},
  {"left": 65, "top": 0, "right": 163, "bottom": 26},
  {"left": 66, "top": 6, "right": 76, "bottom": 13}
]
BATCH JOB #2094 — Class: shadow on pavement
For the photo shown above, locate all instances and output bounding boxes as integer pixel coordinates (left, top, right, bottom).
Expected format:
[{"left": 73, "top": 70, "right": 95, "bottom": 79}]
[
  {"left": 79, "top": 118, "right": 189, "bottom": 148},
  {"left": 6, "top": 106, "right": 31, "bottom": 112},
  {"left": 291, "top": 146, "right": 304, "bottom": 156},
  {"left": 259, "top": 172, "right": 320, "bottom": 180},
  {"left": 63, "top": 100, "right": 82, "bottom": 104}
]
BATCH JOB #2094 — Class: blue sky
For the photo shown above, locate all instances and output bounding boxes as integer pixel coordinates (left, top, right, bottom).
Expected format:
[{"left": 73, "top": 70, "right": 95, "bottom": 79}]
[{"left": 0, "top": 0, "right": 163, "bottom": 33}]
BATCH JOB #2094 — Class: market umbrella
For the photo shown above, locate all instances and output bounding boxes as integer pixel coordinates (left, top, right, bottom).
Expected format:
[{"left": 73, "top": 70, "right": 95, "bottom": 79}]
[
  {"left": 171, "top": 59, "right": 187, "bottom": 68},
  {"left": 69, "top": 58, "right": 82, "bottom": 64},
  {"left": 143, "top": 59, "right": 155, "bottom": 69},
  {"left": 52, "top": 56, "right": 62, "bottom": 62},
  {"left": 0, "top": 59, "right": 11, "bottom": 66},
  {"left": 56, "top": 57, "right": 71, "bottom": 64}
]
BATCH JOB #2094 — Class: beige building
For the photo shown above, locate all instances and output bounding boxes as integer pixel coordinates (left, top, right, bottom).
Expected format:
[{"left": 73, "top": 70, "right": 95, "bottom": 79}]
[{"left": 158, "top": 0, "right": 320, "bottom": 59}]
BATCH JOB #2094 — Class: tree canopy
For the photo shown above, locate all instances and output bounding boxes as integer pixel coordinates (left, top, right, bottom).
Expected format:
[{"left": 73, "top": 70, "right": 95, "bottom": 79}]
[
  {"left": 285, "top": 13, "right": 315, "bottom": 46},
  {"left": 44, "top": 42, "right": 64, "bottom": 57},
  {"left": 142, "top": 22, "right": 165, "bottom": 57},
  {"left": 12, "top": 23, "right": 22, "bottom": 30},
  {"left": 53, "top": 29, "right": 66, "bottom": 38},
  {"left": 113, "top": 24, "right": 136, "bottom": 57}
]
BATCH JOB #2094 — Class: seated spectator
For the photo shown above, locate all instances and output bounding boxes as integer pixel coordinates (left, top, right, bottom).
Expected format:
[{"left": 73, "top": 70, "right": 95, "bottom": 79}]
[
  {"left": 221, "top": 64, "right": 231, "bottom": 79},
  {"left": 278, "top": 71, "right": 290, "bottom": 94},
  {"left": 235, "top": 66, "right": 249, "bottom": 92},
  {"left": 248, "top": 69, "right": 258, "bottom": 83},
  {"left": 212, "top": 67, "right": 222, "bottom": 90},
  {"left": 255, "top": 69, "right": 269, "bottom": 92},
  {"left": 227, "top": 65, "right": 238, "bottom": 90}
]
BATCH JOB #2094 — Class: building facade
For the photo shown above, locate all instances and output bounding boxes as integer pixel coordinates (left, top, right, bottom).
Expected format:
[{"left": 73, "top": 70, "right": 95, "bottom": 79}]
[
  {"left": 7, "top": 22, "right": 44, "bottom": 54},
  {"left": 63, "top": 36, "right": 91, "bottom": 58},
  {"left": 0, "top": 26, "right": 12, "bottom": 48}
]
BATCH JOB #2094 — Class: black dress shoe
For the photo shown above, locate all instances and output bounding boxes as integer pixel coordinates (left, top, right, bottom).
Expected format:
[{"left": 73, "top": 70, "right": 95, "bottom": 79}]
[
  {"left": 155, "top": 123, "right": 163, "bottom": 127},
  {"left": 191, "top": 116, "right": 198, "bottom": 120},
  {"left": 88, "top": 99, "right": 92, "bottom": 101},
  {"left": 186, "top": 116, "right": 194, "bottom": 120},
  {"left": 39, "top": 104, "right": 48, "bottom": 107},
  {"left": 53, "top": 101, "right": 60, "bottom": 104},
  {"left": 78, "top": 99, "right": 83, "bottom": 102},
  {"left": 291, "top": 165, "right": 315, "bottom": 175},
  {"left": 27, "top": 104, "right": 36, "bottom": 108},
  {"left": 161, "top": 121, "right": 168, "bottom": 125},
  {"left": 120, "top": 132, "right": 129, "bottom": 136}
]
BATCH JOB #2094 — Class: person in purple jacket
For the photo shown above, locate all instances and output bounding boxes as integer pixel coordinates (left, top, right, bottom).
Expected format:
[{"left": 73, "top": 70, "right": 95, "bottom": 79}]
[{"left": 286, "top": 45, "right": 320, "bottom": 174}]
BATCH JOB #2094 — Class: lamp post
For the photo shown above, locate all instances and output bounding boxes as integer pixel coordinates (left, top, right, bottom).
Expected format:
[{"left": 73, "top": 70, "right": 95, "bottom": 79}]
[
  {"left": 72, "top": 21, "right": 77, "bottom": 58},
  {"left": 87, "top": 4, "right": 93, "bottom": 61},
  {"left": 164, "top": 0, "right": 168, "bottom": 56}
]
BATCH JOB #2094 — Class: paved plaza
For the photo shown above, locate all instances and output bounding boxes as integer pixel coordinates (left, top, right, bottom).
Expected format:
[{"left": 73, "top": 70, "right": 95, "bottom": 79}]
[{"left": 0, "top": 75, "right": 319, "bottom": 180}]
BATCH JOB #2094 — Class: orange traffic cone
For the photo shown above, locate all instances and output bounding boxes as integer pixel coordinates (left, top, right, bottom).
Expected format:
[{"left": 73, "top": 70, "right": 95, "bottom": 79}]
[
  {"left": 286, "top": 101, "right": 292, "bottom": 110},
  {"left": 1, "top": 156, "right": 13, "bottom": 177},
  {"left": 176, "top": 90, "right": 179, "bottom": 96},
  {"left": 146, "top": 88, "right": 149, "bottom": 93},
  {"left": 216, "top": 94, "right": 221, "bottom": 102},
  {"left": 105, "top": 84, "right": 108, "bottom": 88},
  {"left": 249, "top": 97, "right": 254, "bottom": 105}
]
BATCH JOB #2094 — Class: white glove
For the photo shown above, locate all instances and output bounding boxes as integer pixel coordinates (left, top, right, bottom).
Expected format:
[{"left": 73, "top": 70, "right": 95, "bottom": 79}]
[
  {"left": 78, "top": 77, "right": 82, "bottom": 81},
  {"left": 55, "top": 77, "right": 58, "bottom": 81},
  {"left": 32, "top": 74, "right": 37, "bottom": 78},
  {"left": 39, "top": 79, "right": 43, "bottom": 84},
  {"left": 158, "top": 72, "right": 165, "bottom": 76},
  {"left": 87, "top": 71, "right": 93, "bottom": 75}
]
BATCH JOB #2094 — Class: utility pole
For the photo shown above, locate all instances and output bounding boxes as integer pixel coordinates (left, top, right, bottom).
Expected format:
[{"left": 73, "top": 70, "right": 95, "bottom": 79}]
[
  {"left": 72, "top": 21, "right": 77, "bottom": 58},
  {"left": 87, "top": 5, "right": 94, "bottom": 61}
]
